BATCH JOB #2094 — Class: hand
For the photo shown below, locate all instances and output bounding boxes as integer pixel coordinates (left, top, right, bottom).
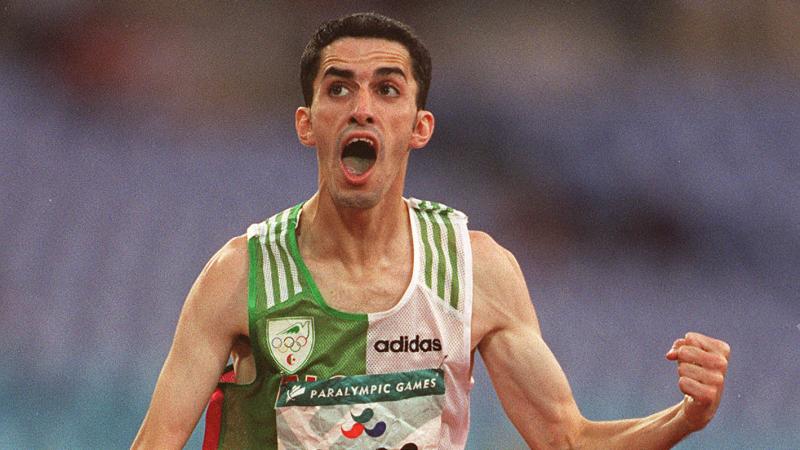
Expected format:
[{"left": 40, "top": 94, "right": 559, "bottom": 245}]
[{"left": 665, "top": 332, "right": 730, "bottom": 432}]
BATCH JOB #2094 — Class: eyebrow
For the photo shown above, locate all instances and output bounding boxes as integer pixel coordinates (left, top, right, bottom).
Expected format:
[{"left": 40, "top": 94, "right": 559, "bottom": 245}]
[
  {"left": 322, "top": 66, "right": 407, "bottom": 80},
  {"left": 323, "top": 67, "right": 354, "bottom": 79},
  {"left": 374, "top": 67, "right": 407, "bottom": 80}
]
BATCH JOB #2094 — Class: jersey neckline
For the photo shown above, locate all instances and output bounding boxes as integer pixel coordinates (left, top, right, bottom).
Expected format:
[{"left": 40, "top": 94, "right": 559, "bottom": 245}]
[{"left": 285, "top": 198, "right": 421, "bottom": 322}]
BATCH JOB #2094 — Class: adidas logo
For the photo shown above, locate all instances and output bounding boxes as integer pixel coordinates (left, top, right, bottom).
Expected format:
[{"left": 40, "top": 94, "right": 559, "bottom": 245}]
[{"left": 373, "top": 335, "right": 442, "bottom": 353}]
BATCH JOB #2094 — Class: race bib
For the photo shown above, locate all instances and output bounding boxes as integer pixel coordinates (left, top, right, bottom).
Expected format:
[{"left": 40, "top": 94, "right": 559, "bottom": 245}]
[{"left": 275, "top": 369, "right": 445, "bottom": 449}]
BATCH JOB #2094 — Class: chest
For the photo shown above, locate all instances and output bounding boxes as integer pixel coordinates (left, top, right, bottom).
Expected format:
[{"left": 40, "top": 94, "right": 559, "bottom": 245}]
[{"left": 305, "top": 257, "right": 412, "bottom": 314}]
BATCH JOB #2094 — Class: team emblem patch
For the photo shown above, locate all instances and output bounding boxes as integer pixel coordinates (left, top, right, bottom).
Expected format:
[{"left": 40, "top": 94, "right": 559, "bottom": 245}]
[{"left": 267, "top": 317, "right": 314, "bottom": 374}]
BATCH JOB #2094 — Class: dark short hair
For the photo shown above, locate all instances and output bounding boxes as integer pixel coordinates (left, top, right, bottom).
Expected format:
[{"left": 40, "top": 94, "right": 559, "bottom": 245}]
[{"left": 300, "top": 12, "right": 432, "bottom": 109}]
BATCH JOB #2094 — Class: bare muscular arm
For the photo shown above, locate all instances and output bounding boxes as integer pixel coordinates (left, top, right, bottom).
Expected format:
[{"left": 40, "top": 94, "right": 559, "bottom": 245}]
[
  {"left": 131, "top": 235, "right": 249, "bottom": 449},
  {"left": 470, "top": 231, "right": 729, "bottom": 449}
]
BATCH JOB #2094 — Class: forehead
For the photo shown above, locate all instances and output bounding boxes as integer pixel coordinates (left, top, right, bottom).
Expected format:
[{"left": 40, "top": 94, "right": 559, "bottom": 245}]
[{"left": 318, "top": 37, "right": 412, "bottom": 75}]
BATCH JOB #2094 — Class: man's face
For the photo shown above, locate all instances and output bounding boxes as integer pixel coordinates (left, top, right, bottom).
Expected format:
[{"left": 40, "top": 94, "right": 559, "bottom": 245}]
[{"left": 295, "top": 37, "right": 434, "bottom": 210}]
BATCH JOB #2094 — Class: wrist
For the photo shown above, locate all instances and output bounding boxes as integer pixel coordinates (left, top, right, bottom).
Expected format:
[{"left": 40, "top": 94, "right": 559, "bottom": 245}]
[{"left": 677, "top": 395, "right": 706, "bottom": 434}]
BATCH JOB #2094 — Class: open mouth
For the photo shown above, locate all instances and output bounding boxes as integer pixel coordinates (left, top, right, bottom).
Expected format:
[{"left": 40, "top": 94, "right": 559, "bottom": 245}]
[{"left": 341, "top": 137, "right": 377, "bottom": 178}]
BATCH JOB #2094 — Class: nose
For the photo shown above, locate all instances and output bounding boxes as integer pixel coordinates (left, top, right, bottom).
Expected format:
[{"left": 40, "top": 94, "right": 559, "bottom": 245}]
[{"left": 349, "top": 88, "right": 374, "bottom": 125}]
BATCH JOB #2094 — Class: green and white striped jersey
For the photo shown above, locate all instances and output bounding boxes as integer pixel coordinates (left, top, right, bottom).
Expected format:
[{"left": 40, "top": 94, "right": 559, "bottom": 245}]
[{"left": 210, "top": 198, "right": 473, "bottom": 449}]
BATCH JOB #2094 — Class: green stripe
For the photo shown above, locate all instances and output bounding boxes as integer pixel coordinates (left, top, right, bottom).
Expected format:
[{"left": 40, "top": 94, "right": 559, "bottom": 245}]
[
  {"left": 442, "top": 215, "right": 460, "bottom": 309},
  {"left": 424, "top": 200, "right": 453, "bottom": 215},
  {"left": 266, "top": 220, "right": 281, "bottom": 304},
  {"left": 247, "top": 236, "right": 267, "bottom": 319},
  {"left": 415, "top": 210, "right": 434, "bottom": 289},
  {"left": 275, "top": 213, "right": 296, "bottom": 297},
  {"left": 283, "top": 212, "right": 300, "bottom": 295},
  {"left": 271, "top": 216, "right": 286, "bottom": 296},
  {"left": 429, "top": 212, "right": 447, "bottom": 301}
]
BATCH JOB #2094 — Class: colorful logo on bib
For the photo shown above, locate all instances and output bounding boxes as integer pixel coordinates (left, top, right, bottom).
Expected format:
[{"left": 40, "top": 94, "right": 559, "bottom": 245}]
[
  {"left": 267, "top": 317, "right": 314, "bottom": 374},
  {"left": 340, "top": 407, "right": 387, "bottom": 439}
]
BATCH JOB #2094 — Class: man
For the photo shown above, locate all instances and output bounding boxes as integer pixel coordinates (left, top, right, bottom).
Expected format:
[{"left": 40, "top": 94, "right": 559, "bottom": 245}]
[{"left": 133, "top": 13, "right": 730, "bottom": 449}]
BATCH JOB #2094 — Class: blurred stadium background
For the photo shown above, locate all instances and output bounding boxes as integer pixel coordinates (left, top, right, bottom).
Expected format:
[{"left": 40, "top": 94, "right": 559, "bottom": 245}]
[{"left": 1, "top": 1, "right": 798, "bottom": 448}]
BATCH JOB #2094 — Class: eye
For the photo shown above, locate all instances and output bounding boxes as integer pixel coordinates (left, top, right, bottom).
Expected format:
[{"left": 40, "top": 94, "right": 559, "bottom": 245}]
[
  {"left": 329, "top": 83, "right": 350, "bottom": 97},
  {"left": 378, "top": 83, "right": 399, "bottom": 97}
]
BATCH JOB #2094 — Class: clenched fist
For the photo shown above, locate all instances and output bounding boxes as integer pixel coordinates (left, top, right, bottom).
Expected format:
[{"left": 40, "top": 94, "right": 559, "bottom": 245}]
[{"left": 665, "top": 332, "right": 731, "bottom": 431}]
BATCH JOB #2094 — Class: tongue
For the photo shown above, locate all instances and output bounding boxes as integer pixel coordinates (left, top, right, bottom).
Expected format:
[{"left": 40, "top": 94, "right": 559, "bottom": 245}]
[{"left": 342, "top": 155, "right": 372, "bottom": 176}]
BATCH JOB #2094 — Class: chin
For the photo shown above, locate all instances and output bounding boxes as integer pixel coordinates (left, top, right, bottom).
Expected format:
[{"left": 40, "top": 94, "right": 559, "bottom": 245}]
[{"left": 331, "top": 190, "right": 382, "bottom": 210}]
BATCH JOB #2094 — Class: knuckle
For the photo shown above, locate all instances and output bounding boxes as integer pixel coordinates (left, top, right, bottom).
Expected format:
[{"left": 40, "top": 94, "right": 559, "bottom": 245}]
[
  {"left": 686, "top": 331, "right": 704, "bottom": 342},
  {"left": 712, "top": 354, "right": 727, "bottom": 370},
  {"left": 697, "top": 393, "right": 712, "bottom": 405}
]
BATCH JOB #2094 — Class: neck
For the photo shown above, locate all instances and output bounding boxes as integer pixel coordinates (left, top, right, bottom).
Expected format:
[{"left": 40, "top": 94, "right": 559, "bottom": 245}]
[{"left": 298, "top": 192, "right": 410, "bottom": 266}]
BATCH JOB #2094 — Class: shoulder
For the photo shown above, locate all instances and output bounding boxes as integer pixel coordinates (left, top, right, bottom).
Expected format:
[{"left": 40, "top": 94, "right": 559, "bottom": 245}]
[
  {"left": 470, "top": 230, "right": 524, "bottom": 286},
  {"left": 469, "top": 230, "right": 541, "bottom": 347},
  {"left": 200, "top": 234, "right": 249, "bottom": 283},
  {"left": 183, "top": 234, "right": 250, "bottom": 335}
]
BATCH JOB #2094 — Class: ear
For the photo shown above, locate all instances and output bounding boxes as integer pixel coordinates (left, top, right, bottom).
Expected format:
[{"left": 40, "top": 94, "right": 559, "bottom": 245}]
[
  {"left": 409, "top": 109, "right": 435, "bottom": 149},
  {"left": 295, "top": 107, "right": 315, "bottom": 147}
]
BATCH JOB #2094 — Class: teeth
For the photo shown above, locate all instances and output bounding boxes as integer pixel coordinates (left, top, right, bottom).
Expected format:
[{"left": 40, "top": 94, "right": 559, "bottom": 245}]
[{"left": 346, "top": 137, "right": 375, "bottom": 147}]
